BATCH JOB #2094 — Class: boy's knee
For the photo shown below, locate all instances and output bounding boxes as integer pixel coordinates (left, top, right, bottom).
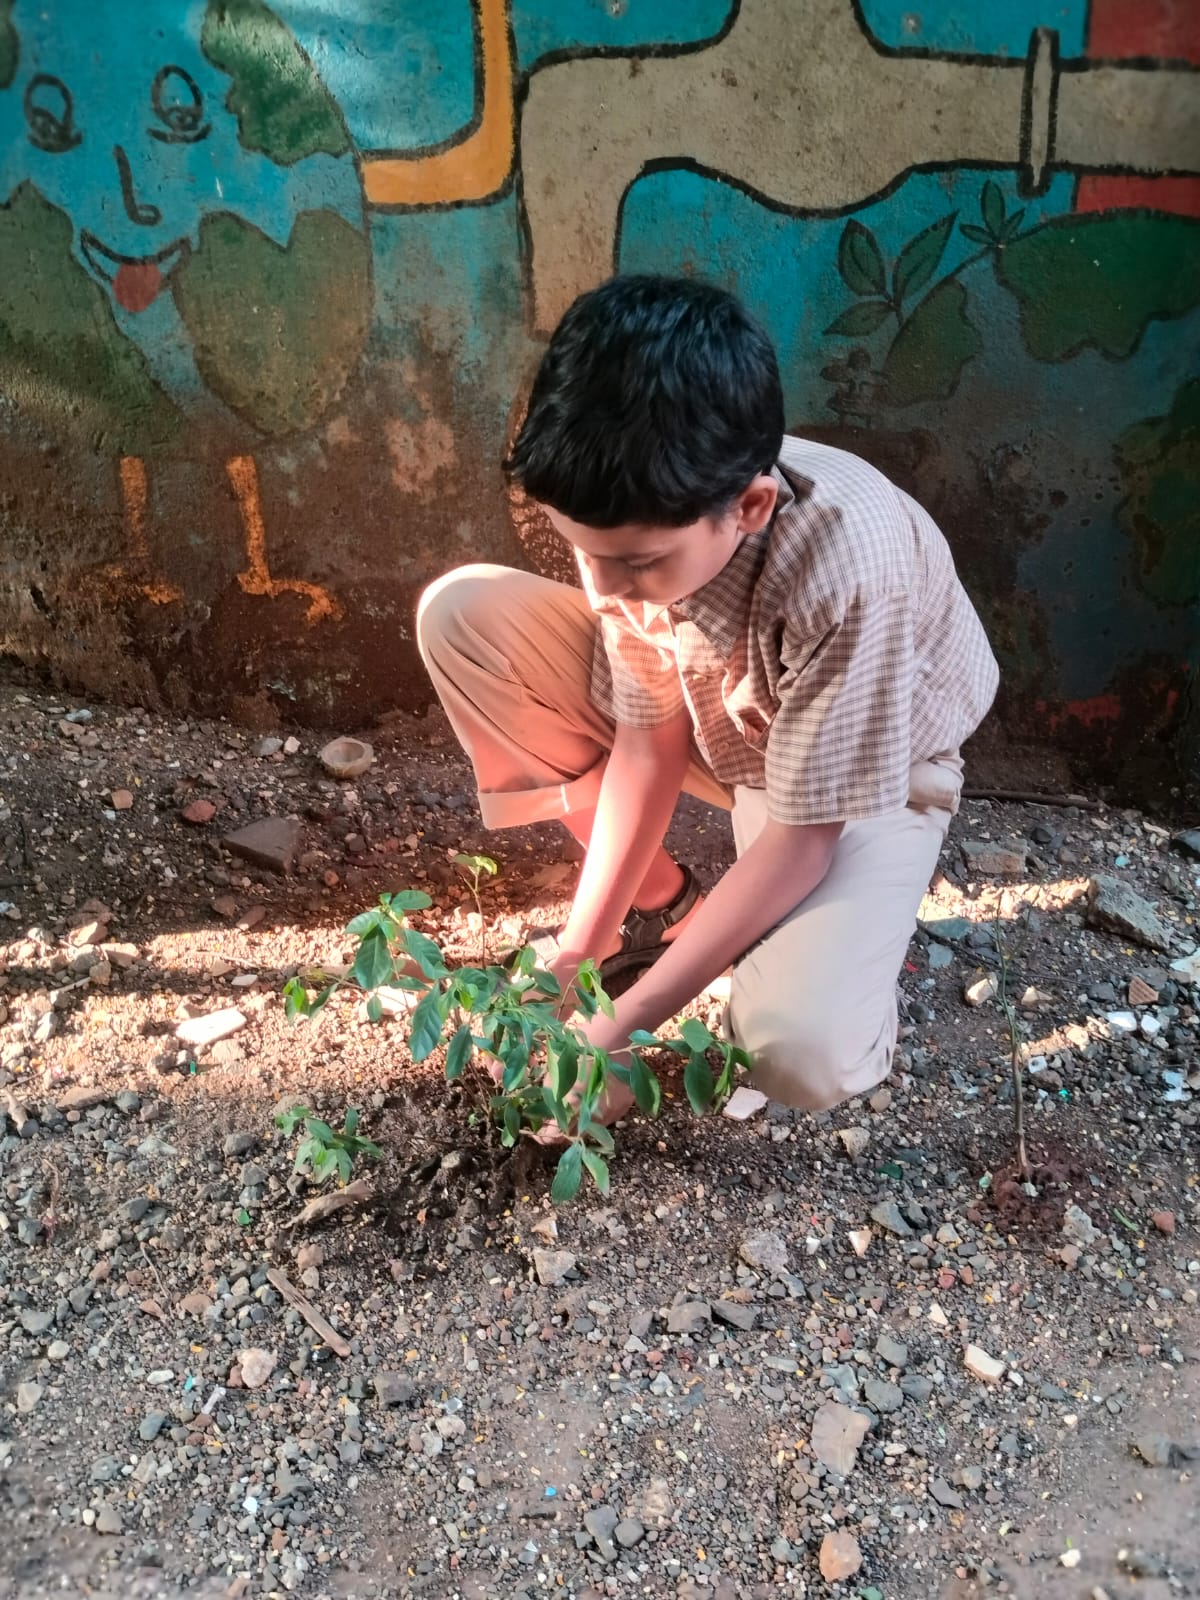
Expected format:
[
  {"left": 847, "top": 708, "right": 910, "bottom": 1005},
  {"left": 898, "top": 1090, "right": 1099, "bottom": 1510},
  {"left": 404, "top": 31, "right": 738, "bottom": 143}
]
[
  {"left": 416, "top": 564, "right": 502, "bottom": 660},
  {"left": 739, "top": 1018, "right": 891, "bottom": 1113}
]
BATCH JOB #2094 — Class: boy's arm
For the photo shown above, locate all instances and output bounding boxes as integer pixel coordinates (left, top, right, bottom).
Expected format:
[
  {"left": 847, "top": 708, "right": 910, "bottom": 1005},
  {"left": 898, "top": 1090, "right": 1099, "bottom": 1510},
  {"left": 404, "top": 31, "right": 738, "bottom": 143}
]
[
  {"left": 554, "top": 707, "right": 695, "bottom": 978},
  {"left": 586, "top": 815, "right": 843, "bottom": 1052}
]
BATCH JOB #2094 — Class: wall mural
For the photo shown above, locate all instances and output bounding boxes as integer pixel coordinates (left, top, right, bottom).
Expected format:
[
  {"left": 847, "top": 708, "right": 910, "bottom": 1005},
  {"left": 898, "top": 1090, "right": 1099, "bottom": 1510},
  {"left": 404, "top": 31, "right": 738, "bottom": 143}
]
[{"left": 0, "top": 0, "right": 1197, "bottom": 785}]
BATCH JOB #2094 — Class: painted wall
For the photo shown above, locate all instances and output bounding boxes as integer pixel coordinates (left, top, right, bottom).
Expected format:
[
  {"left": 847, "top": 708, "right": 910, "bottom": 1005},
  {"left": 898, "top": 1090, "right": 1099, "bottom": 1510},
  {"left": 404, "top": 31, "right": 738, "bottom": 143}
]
[{"left": 0, "top": 0, "right": 1197, "bottom": 796}]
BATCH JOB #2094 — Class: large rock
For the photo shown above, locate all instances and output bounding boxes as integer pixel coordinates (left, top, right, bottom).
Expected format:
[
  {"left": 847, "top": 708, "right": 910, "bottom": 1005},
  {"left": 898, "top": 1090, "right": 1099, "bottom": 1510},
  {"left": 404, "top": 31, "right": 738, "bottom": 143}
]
[
  {"left": 222, "top": 816, "right": 303, "bottom": 875},
  {"left": 810, "top": 1400, "right": 871, "bottom": 1476},
  {"left": 819, "top": 1530, "right": 863, "bottom": 1581},
  {"left": 1085, "top": 875, "right": 1171, "bottom": 951},
  {"left": 961, "top": 839, "right": 1029, "bottom": 877}
]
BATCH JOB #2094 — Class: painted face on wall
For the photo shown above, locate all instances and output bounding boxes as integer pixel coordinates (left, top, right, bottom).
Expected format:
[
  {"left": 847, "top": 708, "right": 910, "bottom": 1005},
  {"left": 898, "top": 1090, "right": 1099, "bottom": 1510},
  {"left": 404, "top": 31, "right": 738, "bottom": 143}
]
[{"left": 0, "top": 0, "right": 371, "bottom": 450}]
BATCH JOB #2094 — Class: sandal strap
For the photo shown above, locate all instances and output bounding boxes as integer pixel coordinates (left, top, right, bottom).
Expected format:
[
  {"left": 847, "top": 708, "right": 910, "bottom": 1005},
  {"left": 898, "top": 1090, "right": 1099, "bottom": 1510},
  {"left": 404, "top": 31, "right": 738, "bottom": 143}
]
[{"left": 617, "top": 863, "right": 700, "bottom": 955}]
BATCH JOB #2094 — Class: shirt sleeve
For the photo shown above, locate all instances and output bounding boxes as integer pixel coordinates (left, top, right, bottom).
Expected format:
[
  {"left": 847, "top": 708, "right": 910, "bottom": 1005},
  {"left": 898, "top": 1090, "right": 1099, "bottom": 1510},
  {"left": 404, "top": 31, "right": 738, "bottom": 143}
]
[
  {"left": 590, "top": 611, "right": 686, "bottom": 728},
  {"left": 765, "top": 590, "right": 914, "bottom": 825}
]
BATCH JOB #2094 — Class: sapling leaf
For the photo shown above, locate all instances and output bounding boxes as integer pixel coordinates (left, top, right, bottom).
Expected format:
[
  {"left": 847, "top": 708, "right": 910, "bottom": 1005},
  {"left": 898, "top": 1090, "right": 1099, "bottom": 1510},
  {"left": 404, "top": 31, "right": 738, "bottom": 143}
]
[
  {"left": 335, "top": 1147, "right": 352, "bottom": 1184},
  {"left": 550, "top": 1142, "right": 583, "bottom": 1204},
  {"left": 345, "top": 908, "right": 386, "bottom": 939},
  {"left": 679, "top": 1017, "right": 712, "bottom": 1053},
  {"left": 351, "top": 927, "right": 393, "bottom": 991},
  {"left": 445, "top": 1023, "right": 474, "bottom": 1080},
  {"left": 283, "top": 978, "right": 311, "bottom": 1020},
  {"left": 409, "top": 987, "right": 448, "bottom": 1063},
  {"left": 628, "top": 1029, "right": 663, "bottom": 1049},
  {"left": 630, "top": 1056, "right": 662, "bottom": 1116},
  {"left": 342, "top": 1107, "right": 359, "bottom": 1136},
  {"left": 401, "top": 926, "right": 449, "bottom": 979},
  {"left": 582, "top": 1149, "right": 611, "bottom": 1196},
  {"left": 383, "top": 889, "right": 432, "bottom": 914},
  {"left": 683, "top": 1051, "right": 715, "bottom": 1114},
  {"left": 502, "top": 1101, "right": 521, "bottom": 1147},
  {"left": 365, "top": 994, "right": 383, "bottom": 1024},
  {"left": 305, "top": 1118, "right": 335, "bottom": 1145}
]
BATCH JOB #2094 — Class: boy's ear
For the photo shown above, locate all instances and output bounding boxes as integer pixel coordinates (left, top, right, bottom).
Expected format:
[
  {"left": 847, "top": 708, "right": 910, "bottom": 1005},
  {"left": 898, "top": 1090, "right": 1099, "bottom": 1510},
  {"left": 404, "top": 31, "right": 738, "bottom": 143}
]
[{"left": 734, "top": 474, "right": 779, "bottom": 535}]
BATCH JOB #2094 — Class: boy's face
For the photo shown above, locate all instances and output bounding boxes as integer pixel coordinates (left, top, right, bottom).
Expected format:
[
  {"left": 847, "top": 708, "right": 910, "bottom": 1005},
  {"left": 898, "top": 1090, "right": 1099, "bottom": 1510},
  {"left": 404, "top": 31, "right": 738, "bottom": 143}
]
[{"left": 544, "top": 476, "right": 778, "bottom": 609}]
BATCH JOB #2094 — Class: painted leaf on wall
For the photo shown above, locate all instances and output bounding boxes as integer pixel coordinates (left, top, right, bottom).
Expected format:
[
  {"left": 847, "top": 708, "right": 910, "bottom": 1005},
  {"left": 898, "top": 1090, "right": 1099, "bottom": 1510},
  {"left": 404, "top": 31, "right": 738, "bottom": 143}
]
[
  {"left": 0, "top": 183, "right": 183, "bottom": 456},
  {"left": 879, "top": 278, "right": 982, "bottom": 410},
  {"left": 201, "top": 0, "right": 352, "bottom": 165},
  {"left": 997, "top": 213, "right": 1200, "bottom": 362},
  {"left": 837, "top": 220, "right": 886, "bottom": 297},
  {"left": 893, "top": 213, "right": 957, "bottom": 304},
  {"left": 1117, "top": 378, "right": 1200, "bottom": 605},
  {"left": 173, "top": 209, "right": 371, "bottom": 436},
  {"left": 825, "top": 299, "right": 892, "bottom": 336}
]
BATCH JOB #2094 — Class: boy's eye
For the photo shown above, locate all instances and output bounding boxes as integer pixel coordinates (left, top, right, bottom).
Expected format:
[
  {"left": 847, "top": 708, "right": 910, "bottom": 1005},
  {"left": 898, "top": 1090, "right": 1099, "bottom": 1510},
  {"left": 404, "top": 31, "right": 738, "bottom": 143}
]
[{"left": 625, "top": 558, "right": 661, "bottom": 573}]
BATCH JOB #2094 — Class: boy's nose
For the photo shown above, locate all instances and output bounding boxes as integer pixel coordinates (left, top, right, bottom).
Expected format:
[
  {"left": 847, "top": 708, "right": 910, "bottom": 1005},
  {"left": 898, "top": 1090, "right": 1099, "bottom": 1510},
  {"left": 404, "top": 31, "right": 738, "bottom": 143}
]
[{"left": 585, "top": 556, "right": 632, "bottom": 598}]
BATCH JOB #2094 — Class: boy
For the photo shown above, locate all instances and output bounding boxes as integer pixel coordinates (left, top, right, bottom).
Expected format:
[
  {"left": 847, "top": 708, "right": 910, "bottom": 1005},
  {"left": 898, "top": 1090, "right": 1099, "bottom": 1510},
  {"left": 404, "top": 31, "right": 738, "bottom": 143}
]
[{"left": 418, "top": 276, "right": 997, "bottom": 1121}]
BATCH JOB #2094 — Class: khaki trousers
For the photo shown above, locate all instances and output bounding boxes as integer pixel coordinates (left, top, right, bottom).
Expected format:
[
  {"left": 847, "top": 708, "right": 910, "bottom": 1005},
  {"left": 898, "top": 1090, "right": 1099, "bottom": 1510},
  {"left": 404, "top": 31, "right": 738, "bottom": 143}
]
[{"left": 417, "top": 564, "right": 962, "bottom": 1112}]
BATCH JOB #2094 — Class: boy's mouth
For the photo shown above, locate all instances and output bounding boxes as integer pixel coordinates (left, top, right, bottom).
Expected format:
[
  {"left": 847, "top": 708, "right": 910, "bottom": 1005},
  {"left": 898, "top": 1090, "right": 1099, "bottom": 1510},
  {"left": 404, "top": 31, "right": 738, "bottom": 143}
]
[{"left": 80, "top": 232, "right": 189, "bottom": 313}]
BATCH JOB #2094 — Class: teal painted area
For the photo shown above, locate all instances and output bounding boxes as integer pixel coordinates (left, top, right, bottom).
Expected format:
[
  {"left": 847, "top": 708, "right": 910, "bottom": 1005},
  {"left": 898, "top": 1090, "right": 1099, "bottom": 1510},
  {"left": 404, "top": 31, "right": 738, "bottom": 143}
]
[
  {"left": 275, "top": 0, "right": 477, "bottom": 153},
  {"left": 857, "top": 0, "right": 1087, "bottom": 58},
  {"left": 618, "top": 166, "right": 1075, "bottom": 422},
  {"left": 513, "top": 0, "right": 734, "bottom": 70},
  {"left": 370, "top": 196, "right": 534, "bottom": 407}
]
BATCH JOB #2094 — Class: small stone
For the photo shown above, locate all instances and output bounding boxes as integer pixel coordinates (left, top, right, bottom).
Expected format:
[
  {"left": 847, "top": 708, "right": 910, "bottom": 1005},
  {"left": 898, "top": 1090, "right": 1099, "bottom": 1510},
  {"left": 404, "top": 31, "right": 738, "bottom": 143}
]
[
  {"left": 958, "top": 1464, "right": 984, "bottom": 1490},
  {"left": 47, "top": 1339, "right": 69, "bottom": 1361},
  {"left": 667, "top": 1300, "right": 711, "bottom": 1335},
  {"left": 20, "top": 1308, "right": 55, "bottom": 1337},
  {"left": 928, "top": 943, "right": 954, "bottom": 970},
  {"left": 738, "top": 1229, "right": 788, "bottom": 1273},
  {"left": 110, "top": 789, "right": 133, "bottom": 811},
  {"left": 810, "top": 1400, "right": 871, "bottom": 1476},
  {"left": 1151, "top": 1210, "right": 1175, "bottom": 1235},
  {"left": 868, "top": 1086, "right": 892, "bottom": 1113},
  {"left": 875, "top": 1334, "right": 908, "bottom": 1369},
  {"left": 1134, "top": 1433, "right": 1178, "bottom": 1468},
  {"left": 770, "top": 1536, "right": 794, "bottom": 1563},
  {"left": 961, "top": 838, "right": 1029, "bottom": 877},
  {"left": 584, "top": 1505, "right": 619, "bottom": 1563},
  {"left": 373, "top": 1371, "right": 416, "bottom": 1407},
  {"left": 180, "top": 799, "right": 217, "bottom": 825},
  {"left": 864, "top": 1377, "right": 903, "bottom": 1413},
  {"left": 722, "top": 1085, "right": 768, "bottom": 1120},
  {"left": 1128, "top": 974, "right": 1159, "bottom": 1006},
  {"left": 920, "top": 916, "right": 973, "bottom": 942},
  {"left": 238, "top": 1348, "right": 275, "bottom": 1388},
  {"left": 1086, "top": 875, "right": 1171, "bottom": 951},
  {"left": 222, "top": 1131, "right": 257, "bottom": 1158},
  {"left": 614, "top": 1519, "right": 644, "bottom": 1549},
  {"left": 711, "top": 1299, "right": 757, "bottom": 1331},
  {"left": 532, "top": 1248, "right": 576, "bottom": 1286},
  {"left": 869, "top": 1200, "right": 912, "bottom": 1237},
  {"left": 139, "top": 1412, "right": 168, "bottom": 1442},
  {"left": 1105, "top": 1010, "right": 1138, "bottom": 1036},
  {"left": 16, "top": 1382, "right": 43, "bottom": 1413},
  {"left": 178, "top": 1292, "right": 214, "bottom": 1318},
  {"left": 848, "top": 1228, "right": 872, "bottom": 1257},
  {"left": 95, "top": 1504, "right": 123, "bottom": 1536},
  {"left": 17, "top": 1217, "right": 44, "bottom": 1247},
  {"left": 255, "top": 737, "right": 283, "bottom": 757},
  {"left": 964, "top": 973, "right": 998, "bottom": 1007},
  {"left": 1063, "top": 1204, "right": 1101, "bottom": 1248},
  {"left": 964, "top": 1344, "right": 1006, "bottom": 1383},
  {"left": 837, "top": 1126, "right": 869, "bottom": 1158},
  {"left": 818, "top": 1530, "right": 862, "bottom": 1581},
  {"left": 222, "top": 816, "right": 303, "bottom": 875},
  {"left": 930, "top": 1476, "right": 964, "bottom": 1508},
  {"left": 176, "top": 1007, "right": 247, "bottom": 1047},
  {"left": 1060, "top": 1548, "right": 1082, "bottom": 1569}
]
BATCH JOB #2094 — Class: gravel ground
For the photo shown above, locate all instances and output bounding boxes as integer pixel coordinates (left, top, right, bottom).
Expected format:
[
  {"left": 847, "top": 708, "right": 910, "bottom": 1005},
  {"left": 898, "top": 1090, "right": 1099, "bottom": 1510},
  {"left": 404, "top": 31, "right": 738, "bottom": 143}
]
[{"left": 1, "top": 674, "right": 1198, "bottom": 1600}]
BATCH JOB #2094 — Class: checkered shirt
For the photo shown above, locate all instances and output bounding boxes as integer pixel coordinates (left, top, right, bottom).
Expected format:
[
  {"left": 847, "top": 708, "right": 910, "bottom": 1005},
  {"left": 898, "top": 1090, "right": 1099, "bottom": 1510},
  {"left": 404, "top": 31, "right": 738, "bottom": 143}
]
[{"left": 586, "top": 436, "right": 999, "bottom": 826}]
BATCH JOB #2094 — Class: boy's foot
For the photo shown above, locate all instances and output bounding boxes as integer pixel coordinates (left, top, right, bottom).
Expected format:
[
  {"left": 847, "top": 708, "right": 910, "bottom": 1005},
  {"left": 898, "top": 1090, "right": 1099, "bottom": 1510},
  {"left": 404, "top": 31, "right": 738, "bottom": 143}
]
[{"left": 595, "top": 862, "right": 703, "bottom": 982}]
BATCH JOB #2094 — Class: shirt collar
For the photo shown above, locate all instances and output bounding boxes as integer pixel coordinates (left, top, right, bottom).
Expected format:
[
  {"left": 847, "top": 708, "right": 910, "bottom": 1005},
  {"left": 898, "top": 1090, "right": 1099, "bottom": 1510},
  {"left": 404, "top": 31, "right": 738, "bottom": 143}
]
[{"left": 669, "top": 466, "right": 796, "bottom": 656}]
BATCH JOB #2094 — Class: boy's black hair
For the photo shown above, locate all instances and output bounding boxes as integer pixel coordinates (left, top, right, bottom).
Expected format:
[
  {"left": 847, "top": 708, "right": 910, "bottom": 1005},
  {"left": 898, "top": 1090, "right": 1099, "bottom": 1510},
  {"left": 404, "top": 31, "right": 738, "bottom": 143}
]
[{"left": 505, "top": 275, "right": 784, "bottom": 528}]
